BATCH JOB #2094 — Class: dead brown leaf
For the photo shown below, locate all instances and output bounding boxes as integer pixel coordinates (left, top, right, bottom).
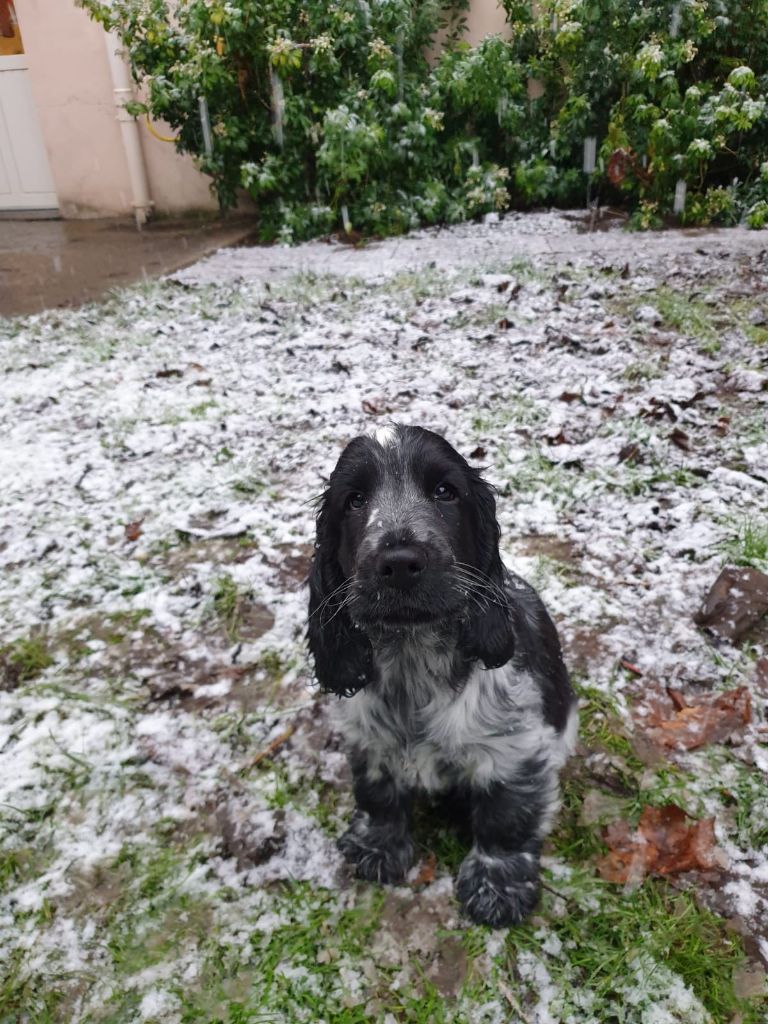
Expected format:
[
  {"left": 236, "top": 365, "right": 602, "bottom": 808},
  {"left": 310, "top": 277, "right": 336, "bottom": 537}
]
[
  {"left": 362, "top": 398, "right": 387, "bottom": 415},
  {"left": 412, "top": 852, "right": 436, "bottom": 887},
  {"left": 637, "top": 686, "right": 751, "bottom": 751},
  {"left": 668, "top": 427, "right": 691, "bottom": 452},
  {"left": 618, "top": 442, "right": 642, "bottom": 465},
  {"left": 607, "top": 148, "right": 631, "bottom": 186},
  {"left": 544, "top": 429, "right": 569, "bottom": 446},
  {"left": 694, "top": 566, "right": 768, "bottom": 642},
  {"left": 597, "top": 805, "right": 726, "bottom": 884},
  {"left": 756, "top": 656, "right": 768, "bottom": 696},
  {"left": 619, "top": 658, "right": 643, "bottom": 676},
  {"left": 124, "top": 520, "right": 143, "bottom": 543}
]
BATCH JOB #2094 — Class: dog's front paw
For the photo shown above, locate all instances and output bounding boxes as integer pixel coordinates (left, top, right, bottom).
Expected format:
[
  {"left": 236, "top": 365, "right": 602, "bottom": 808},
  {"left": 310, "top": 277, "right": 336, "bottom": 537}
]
[
  {"left": 338, "top": 813, "right": 414, "bottom": 884},
  {"left": 456, "top": 849, "right": 540, "bottom": 927}
]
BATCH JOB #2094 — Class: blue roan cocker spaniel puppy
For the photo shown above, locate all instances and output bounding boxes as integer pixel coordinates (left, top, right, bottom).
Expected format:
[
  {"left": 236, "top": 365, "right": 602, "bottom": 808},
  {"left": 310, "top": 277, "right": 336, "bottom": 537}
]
[{"left": 308, "top": 425, "right": 577, "bottom": 927}]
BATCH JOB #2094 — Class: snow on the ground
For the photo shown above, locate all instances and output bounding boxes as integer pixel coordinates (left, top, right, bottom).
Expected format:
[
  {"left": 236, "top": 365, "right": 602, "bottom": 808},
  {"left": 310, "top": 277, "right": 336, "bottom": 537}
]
[
  {"left": 174, "top": 207, "right": 768, "bottom": 288},
  {"left": 1, "top": 210, "right": 767, "bottom": 1022}
]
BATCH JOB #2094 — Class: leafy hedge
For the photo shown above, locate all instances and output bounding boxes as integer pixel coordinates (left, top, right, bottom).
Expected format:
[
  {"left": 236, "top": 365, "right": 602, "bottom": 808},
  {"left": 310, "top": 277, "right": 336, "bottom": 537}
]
[{"left": 81, "top": 0, "right": 768, "bottom": 239}]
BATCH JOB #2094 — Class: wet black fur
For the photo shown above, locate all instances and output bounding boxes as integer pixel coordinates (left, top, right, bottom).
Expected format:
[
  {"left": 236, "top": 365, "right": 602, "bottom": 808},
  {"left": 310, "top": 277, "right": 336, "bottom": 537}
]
[{"left": 307, "top": 426, "right": 575, "bottom": 927}]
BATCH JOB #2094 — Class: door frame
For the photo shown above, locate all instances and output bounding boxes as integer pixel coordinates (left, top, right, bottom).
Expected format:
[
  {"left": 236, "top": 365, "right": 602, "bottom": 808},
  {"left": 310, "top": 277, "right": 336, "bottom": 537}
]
[{"left": 0, "top": 4, "right": 59, "bottom": 212}]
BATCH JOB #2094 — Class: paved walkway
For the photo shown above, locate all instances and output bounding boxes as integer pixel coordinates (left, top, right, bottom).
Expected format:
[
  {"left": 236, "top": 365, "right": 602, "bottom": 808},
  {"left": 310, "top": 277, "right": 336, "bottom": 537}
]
[
  {"left": 0, "top": 215, "right": 255, "bottom": 317},
  {"left": 2, "top": 209, "right": 766, "bottom": 317}
]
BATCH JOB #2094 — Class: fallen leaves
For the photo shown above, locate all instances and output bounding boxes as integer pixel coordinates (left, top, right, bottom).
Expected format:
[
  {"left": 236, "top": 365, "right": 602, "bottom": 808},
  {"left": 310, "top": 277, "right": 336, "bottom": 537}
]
[
  {"left": 124, "top": 519, "right": 143, "bottom": 543},
  {"left": 756, "top": 656, "right": 768, "bottom": 695},
  {"left": 362, "top": 397, "right": 387, "bottom": 416},
  {"left": 411, "top": 852, "right": 437, "bottom": 888},
  {"left": 618, "top": 441, "right": 643, "bottom": 465},
  {"left": 619, "top": 657, "right": 643, "bottom": 676},
  {"left": 597, "top": 805, "right": 727, "bottom": 884},
  {"left": 639, "top": 686, "right": 752, "bottom": 752},
  {"left": 668, "top": 427, "right": 692, "bottom": 452},
  {"left": 694, "top": 566, "right": 768, "bottom": 642}
]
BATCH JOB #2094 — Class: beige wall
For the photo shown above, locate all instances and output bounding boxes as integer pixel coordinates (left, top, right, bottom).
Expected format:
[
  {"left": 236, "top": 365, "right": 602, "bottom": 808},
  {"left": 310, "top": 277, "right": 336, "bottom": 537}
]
[
  {"left": 14, "top": 0, "right": 511, "bottom": 220},
  {"left": 463, "top": 0, "right": 512, "bottom": 44},
  {"left": 428, "top": 0, "right": 512, "bottom": 68},
  {"left": 16, "top": 0, "right": 217, "bottom": 218}
]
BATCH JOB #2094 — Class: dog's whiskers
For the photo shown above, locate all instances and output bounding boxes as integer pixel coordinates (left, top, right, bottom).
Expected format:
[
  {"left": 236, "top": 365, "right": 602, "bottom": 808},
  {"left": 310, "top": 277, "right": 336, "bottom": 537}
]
[
  {"left": 310, "top": 576, "right": 354, "bottom": 623},
  {"left": 454, "top": 562, "right": 510, "bottom": 607},
  {"left": 320, "top": 583, "right": 359, "bottom": 628}
]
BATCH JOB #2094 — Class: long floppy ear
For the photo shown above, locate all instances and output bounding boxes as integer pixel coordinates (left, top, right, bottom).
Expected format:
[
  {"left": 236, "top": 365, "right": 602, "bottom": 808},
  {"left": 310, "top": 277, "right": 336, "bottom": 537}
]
[
  {"left": 307, "top": 496, "right": 374, "bottom": 697},
  {"left": 457, "top": 471, "right": 516, "bottom": 670}
]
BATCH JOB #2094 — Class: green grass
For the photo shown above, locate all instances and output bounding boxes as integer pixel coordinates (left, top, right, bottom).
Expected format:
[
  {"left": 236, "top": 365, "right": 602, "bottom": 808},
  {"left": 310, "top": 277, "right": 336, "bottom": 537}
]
[
  {"left": 0, "top": 949, "right": 64, "bottom": 1024},
  {"left": 4, "top": 257, "right": 768, "bottom": 1024},
  {"left": 614, "top": 456, "right": 706, "bottom": 499},
  {"left": 471, "top": 395, "right": 545, "bottom": 434},
  {"left": 0, "top": 633, "right": 53, "bottom": 688},
  {"left": 550, "top": 773, "right": 610, "bottom": 862},
  {"left": 622, "top": 359, "right": 664, "bottom": 382},
  {"left": 188, "top": 399, "right": 218, "bottom": 418},
  {"left": 576, "top": 683, "right": 644, "bottom": 771},
  {"left": 654, "top": 288, "right": 722, "bottom": 351},
  {"left": 530, "top": 553, "right": 578, "bottom": 591},
  {"left": 211, "top": 574, "right": 246, "bottom": 639},
  {"left": 705, "top": 748, "right": 768, "bottom": 851},
  {"left": 617, "top": 285, "right": 768, "bottom": 360},
  {"left": 232, "top": 476, "right": 267, "bottom": 497},
  {"left": 746, "top": 322, "right": 768, "bottom": 345},
  {"left": 172, "top": 885, "right": 386, "bottom": 1024},
  {"left": 506, "top": 879, "right": 755, "bottom": 1023},
  {"left": 718, "top": 515, "right": 768, "bottom": 570},
  {"left": 551, "top": 682, "right": 640, "bottom": 862},
  {"left": 617, "top": 286, "right": 721, "bottom": 353}
]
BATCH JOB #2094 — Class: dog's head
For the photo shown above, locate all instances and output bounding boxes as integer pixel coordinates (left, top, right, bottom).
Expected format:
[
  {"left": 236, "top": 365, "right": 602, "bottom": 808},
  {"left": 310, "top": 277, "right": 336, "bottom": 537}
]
[{"left": 308, "top": 425, "right": 515, "bottom": 695}]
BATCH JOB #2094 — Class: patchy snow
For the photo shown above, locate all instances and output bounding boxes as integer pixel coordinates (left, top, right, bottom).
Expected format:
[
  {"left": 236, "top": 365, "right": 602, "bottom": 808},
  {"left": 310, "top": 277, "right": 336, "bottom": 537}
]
[{"left": 1, "top": 210, "right": 767, "bottom": 1020}]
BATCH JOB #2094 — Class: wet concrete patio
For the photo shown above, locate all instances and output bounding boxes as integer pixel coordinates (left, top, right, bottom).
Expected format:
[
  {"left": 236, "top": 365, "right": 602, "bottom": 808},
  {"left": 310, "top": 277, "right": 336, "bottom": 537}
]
[{"left": 0, "top": 215, "right": 255, "bottom": 318}]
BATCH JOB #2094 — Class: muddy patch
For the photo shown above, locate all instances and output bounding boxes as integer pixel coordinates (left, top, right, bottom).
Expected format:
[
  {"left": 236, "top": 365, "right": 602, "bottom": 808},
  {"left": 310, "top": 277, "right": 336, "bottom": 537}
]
[{"left": 368, "top": 883, "right": 466, "bottom": 1000}]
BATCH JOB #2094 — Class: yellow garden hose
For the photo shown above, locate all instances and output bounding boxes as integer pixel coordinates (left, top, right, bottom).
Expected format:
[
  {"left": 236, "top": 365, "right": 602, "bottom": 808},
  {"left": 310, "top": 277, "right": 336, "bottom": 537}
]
[{"left": 144, "top": 114, "right": 178, "bottom": 143}]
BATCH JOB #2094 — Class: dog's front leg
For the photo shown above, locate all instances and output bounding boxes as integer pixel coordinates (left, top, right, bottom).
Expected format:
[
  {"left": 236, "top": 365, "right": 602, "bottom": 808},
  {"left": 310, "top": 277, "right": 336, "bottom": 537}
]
[
  {"left": 456, "top": 764, "right": 556, "bottom": 927},
  {"left": 338, "top": 746, "right": 414, "bottom": 884}
]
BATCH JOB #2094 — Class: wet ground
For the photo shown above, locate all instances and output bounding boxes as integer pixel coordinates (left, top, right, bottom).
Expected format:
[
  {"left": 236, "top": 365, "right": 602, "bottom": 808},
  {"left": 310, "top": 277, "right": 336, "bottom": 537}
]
[
  {"left": 176, "top": 208, "right": 768, "bottom": 287},
  {"left": 0, "top": 214, "right": 255, "bottom": 317},
  {"left": 1, "top": 211, "right": 767, "bottom": 1022}
]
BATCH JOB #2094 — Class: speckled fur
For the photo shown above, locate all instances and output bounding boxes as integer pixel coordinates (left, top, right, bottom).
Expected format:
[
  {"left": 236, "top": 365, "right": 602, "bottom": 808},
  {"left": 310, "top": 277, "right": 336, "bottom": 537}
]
[{"left": 308, "top": 425, "right": 577, "bottom": 926}]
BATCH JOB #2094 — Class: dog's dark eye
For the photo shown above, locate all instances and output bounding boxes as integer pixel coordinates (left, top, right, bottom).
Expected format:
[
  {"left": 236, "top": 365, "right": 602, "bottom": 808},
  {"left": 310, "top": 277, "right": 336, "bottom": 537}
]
[
  {"left": 346, "top": 492, "right": 367, "bottom": 511},
  {"left": 434, "top": 482, "right": 457, "bottom": 502}
]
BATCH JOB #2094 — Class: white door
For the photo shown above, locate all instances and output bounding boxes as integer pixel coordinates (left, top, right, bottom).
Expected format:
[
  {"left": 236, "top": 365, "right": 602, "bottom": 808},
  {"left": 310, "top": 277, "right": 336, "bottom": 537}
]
[{"left": 0, "top": 0, "right": 58, "bottom": 211}]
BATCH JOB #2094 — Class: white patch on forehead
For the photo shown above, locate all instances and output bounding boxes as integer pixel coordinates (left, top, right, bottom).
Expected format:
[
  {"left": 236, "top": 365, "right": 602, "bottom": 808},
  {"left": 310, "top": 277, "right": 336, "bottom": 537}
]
[{"left": 372, "top": 424, "right": 398, "bottom": 448}]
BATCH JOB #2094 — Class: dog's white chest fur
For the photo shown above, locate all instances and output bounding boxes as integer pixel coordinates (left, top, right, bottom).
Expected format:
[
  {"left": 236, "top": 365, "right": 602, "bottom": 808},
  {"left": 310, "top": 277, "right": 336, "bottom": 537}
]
[{"left": 333, "top": 637, "right": 572, "bottom": 792}]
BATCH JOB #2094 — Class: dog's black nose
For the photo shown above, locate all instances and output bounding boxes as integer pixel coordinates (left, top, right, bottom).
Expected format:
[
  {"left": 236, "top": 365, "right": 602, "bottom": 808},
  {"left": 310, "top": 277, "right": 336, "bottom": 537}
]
[{"left": 376, "top": 546, "right": 427, "bottom": 588}]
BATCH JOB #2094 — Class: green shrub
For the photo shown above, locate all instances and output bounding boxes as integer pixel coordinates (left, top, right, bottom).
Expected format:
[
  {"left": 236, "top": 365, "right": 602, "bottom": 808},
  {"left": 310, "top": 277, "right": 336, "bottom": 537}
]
[{"left": 79, "top": 0, "right": 768, "bottom": 238}]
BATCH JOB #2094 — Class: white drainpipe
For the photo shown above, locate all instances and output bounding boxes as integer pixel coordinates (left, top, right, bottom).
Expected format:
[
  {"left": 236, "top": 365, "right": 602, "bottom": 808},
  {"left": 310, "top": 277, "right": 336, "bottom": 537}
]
[{"left": 103, "top": 30, "right": 153, "bottom": 228}]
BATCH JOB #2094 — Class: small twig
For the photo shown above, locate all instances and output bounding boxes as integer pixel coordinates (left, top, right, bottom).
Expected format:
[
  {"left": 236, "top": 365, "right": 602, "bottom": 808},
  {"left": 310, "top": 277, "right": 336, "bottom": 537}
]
[
  {"left": 540, "top": 879, "right": 575, "bottom": 906},
  {"left": 239, "top": 725, "right": 295, "bottom": 773},
  {"left": 496, "top": 978, "right": 532, "bottom": 1022},
  {"left": 269, "top": 700, "right": 317, "bottom": 720},
  {"left": 74, "top": 463, "right": 93, "bottom": 491},
  {"left": 619, "top": 658, "right": 643, "bottom": 676}
]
